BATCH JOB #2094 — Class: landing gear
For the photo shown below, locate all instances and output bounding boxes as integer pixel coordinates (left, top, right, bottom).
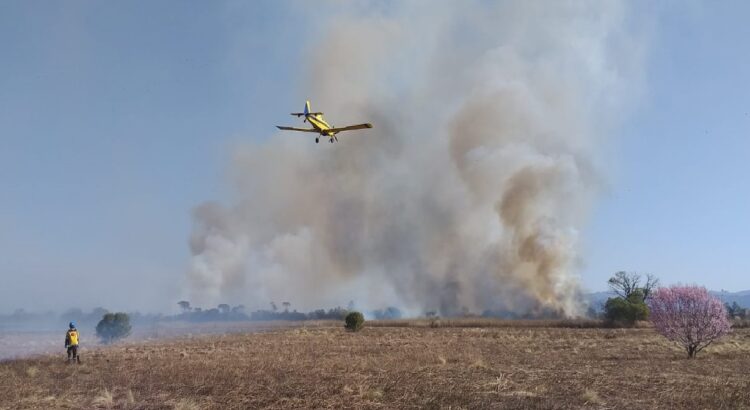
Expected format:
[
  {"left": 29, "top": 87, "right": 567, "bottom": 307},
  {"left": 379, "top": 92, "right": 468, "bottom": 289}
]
[
  {"left": 329, "top": 138, "right": 334, "bottom": 143},
  {"left": 315, "top": 137, "right": 319, "bottom": 143}
]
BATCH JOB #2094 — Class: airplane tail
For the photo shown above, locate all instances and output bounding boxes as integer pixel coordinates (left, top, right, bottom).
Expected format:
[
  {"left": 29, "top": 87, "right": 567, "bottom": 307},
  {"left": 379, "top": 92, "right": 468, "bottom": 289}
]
[
  {"left": 290, "top": 100, "right": 312, "bottom": 117},
  {"left": 291, "top": 100, "right": 321, "bottom": 121}
]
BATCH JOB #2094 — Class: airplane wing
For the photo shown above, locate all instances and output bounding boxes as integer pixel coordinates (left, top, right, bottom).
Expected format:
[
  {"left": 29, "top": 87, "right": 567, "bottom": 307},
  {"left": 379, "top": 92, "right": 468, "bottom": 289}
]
[
  {"left": 276, "top": 126, "right": 319, "bottom": 133},
  {"left": 327, "top": 123, "right": 373, "bottom": 134}
]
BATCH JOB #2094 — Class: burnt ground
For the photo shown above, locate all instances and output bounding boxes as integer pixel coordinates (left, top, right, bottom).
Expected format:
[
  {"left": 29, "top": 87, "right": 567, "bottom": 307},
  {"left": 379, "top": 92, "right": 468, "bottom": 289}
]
[{"left": 1, "top": 322, "right": 748, "bottom": 409}]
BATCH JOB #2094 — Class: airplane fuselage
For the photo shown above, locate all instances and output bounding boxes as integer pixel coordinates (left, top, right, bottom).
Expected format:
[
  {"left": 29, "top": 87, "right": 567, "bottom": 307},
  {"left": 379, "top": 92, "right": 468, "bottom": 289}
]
[{"left": 306, "top": 114, "right": 336, "bottom": 139}]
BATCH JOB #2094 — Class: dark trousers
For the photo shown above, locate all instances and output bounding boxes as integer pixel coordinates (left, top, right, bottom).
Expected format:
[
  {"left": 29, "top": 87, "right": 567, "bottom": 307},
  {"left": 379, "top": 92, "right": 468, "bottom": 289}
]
[{"left": 67, "top": 345, "right": 78, "bottom": 360}]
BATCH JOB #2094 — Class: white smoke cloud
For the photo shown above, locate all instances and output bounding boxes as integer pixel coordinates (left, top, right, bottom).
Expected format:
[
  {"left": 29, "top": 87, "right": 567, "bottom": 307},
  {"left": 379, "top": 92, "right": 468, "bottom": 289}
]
[{"left": 186, "top": 1, "right": 646, "bottom": 316}]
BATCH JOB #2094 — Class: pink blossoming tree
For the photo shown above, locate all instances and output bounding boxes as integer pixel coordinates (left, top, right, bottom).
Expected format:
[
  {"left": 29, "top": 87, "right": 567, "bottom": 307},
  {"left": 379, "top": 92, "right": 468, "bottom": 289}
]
[{"left": 648, "top": 285, "right": 731, "bottom": 358}]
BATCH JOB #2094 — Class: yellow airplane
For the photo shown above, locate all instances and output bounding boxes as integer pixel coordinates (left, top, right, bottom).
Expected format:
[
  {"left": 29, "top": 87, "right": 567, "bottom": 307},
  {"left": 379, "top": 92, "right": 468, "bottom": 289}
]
[{"left": 276, "top": 101, "right": 373, "bottom": 143}]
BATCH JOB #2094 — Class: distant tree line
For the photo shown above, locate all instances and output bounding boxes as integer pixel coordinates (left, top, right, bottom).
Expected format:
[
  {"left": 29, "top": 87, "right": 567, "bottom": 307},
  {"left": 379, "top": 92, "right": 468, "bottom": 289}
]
[
  {"left": 371, "top": 307, "right": 403, "bottom": 320},
  {"left": 174, "top": 301, "right": 403, "bottom": 322},
  {"left": 250, "top": 307, "right": 342, "bottom": 321},
  {"left": 725, "top": 302, "right": 748, "bottom": 320},
  {"left": 479, "top": 308, "right": 565, "bottom": 320},
  {"left": 0, "top": 302, "right": 405, "bottom": 329},
  {"left": 175, "top": 301, "right": 250, "bottom": 322}
]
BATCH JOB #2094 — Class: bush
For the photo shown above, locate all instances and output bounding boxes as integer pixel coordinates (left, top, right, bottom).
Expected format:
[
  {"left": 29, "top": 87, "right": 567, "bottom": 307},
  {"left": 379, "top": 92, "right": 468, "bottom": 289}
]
[
  {"left": 96, "top": 312, "right": 132, "bottom": 343},
  {"left": 344, "top": 311, "right": 365, "bottom": 332},
  {"left": 604, "top": 290, "right": 649, "bottom": 325}
]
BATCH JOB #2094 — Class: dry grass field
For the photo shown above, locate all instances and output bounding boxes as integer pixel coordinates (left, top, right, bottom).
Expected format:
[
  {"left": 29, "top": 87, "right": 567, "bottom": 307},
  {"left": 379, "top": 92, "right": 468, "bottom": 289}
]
[{"left": 1, "top": 321, "right": 749, "bottom": 409}]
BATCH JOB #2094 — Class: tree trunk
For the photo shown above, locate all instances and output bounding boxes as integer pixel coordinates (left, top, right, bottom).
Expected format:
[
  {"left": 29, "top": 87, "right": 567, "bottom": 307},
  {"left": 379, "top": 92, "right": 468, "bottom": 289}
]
[{"left": 687, "top": 344, "right": 696, "bottom": 359}]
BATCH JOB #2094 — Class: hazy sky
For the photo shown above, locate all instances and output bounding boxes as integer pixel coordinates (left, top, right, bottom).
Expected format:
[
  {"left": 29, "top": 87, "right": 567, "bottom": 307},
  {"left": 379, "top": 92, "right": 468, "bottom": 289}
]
[{"left": 1, "top": 1, "right": 748, "bottom": 313}]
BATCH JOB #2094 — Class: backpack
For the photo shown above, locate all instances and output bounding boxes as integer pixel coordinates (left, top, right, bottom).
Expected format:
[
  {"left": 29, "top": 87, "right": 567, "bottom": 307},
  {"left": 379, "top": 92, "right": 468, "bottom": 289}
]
[{"left": 67, "top": 330, "right": 79, "bottom": 346}]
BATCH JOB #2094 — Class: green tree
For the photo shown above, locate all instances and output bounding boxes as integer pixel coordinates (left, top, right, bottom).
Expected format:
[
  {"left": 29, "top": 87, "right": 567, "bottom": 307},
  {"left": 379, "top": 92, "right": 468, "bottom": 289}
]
[
  {"left": 96, "top": 312, "right": 132, "bottom": 343},
  {"left": 604, "top": 289, "right": 649, "bottom": 325},
  {"left": 608, "top": 271, "right": 658, "bottom": 301},
  {"left": 177, "top": 301, "right": 191, "bottom": 313},
  {"left": 344, "top": 311, "right": 365, "bottom": 332}
]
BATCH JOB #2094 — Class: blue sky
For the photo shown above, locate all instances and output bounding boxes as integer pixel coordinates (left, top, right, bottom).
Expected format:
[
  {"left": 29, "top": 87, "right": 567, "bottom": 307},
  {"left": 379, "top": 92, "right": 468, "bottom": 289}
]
[
  {"left": 0, "top": 2, "right": 747, "bottom": 312},
  {"left": 582, "top": 1, "right": 750, "bottom": 293}
]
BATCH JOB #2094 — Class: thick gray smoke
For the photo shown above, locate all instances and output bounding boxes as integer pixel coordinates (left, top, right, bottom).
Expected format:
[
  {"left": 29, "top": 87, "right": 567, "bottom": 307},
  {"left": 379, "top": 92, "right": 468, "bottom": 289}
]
[{"left": 186, "top": 2, "right": 644, "bottom": 316}]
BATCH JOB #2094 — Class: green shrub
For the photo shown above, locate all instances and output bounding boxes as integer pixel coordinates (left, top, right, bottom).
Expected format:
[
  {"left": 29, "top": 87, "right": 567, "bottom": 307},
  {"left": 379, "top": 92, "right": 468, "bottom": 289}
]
[
  {"left": 604, "top": 291, "right": 649, "bottom": 325},
  {"left": 96, "top": 312, "right": 132, "bottom": 343},
  {"left": 344, "top": 311, "right": 365, "bottom": 332}
]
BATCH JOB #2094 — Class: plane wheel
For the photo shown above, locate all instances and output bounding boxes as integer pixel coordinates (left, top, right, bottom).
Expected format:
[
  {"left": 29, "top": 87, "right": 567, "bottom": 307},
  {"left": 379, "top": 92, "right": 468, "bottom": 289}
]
[{"left": 315, "top": 138, "right": 319, "bottom": 143}]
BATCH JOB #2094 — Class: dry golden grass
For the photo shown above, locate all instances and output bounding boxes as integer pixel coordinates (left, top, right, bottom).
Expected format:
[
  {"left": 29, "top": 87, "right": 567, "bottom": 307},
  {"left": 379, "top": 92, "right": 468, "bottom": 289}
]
[{"left": 1, "top": 321, "right": 748, "bottom": 409}]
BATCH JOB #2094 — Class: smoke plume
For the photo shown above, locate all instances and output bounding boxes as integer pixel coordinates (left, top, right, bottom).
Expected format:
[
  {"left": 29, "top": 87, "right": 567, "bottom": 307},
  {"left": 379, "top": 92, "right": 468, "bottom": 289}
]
[{"left": 186, "top": 2, "right": 644, "bottom": 316}]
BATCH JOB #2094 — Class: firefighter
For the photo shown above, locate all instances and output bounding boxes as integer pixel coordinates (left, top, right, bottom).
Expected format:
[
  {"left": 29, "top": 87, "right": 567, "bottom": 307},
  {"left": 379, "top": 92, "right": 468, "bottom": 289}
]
[{"left": 65, "top": 322, "right": 80, "bottom": 363}]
